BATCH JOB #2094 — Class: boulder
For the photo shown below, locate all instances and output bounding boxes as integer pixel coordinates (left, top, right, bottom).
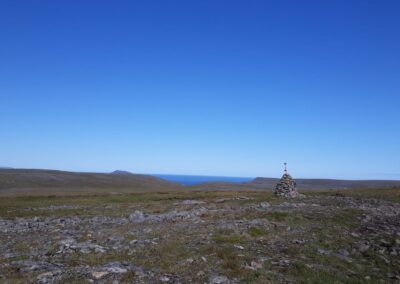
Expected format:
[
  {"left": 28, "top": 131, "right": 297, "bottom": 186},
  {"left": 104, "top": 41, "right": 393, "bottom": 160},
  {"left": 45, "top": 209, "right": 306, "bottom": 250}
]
[{"left": 129, "top": 210, "right": 146, "bottom": 223}]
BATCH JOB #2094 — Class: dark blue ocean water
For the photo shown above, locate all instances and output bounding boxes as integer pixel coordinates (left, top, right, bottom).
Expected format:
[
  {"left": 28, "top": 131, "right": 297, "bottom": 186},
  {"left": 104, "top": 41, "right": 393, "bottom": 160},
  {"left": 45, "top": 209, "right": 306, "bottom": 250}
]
[{"left": 153, "top": 174, "right": 253, "bottom": 186}]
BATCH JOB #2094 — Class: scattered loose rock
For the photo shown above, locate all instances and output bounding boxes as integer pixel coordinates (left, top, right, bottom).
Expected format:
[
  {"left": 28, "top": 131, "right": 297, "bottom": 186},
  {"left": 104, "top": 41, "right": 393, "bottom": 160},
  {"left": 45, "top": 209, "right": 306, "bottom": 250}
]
[
  {"left": 174, "top": 200, "right": 206, "bottom": 205},
  {"left": 1, "top": 190, "right": 399, "bottom": 283},
  {"left": 91, "top": 271, "right": 109, "bottom": 279},
  {"left": 210, "top": 275, "right": 230, "bottom": 284}
]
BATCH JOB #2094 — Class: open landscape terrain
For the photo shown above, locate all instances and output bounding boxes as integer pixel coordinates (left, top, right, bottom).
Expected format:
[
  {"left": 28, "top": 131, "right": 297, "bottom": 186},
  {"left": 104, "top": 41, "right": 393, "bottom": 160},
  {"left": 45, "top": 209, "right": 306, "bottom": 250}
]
[
  {"left": 0, "top": 184, "right": 399, "bottom": 283},
  {"left": 3, "top": 0, "right": 399, "bottom": 282},
  {"left": 2, "top": 169, "right": 400, "bottom": 196}
]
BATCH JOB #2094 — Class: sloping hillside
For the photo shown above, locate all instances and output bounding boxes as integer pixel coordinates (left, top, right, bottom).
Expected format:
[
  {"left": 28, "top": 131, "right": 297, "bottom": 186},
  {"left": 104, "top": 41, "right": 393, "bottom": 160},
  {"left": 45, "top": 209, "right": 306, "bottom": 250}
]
[
  {"left": 0, "top": 169, "right": 181, "bottom": 195},
  {"left": 248, "top": 177, "right": 400, "bottom": 190}
]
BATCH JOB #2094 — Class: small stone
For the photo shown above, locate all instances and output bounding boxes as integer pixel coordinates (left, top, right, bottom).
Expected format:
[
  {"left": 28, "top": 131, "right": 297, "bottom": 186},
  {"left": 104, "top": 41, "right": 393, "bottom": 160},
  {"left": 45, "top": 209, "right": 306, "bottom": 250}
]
[
  {"left": 280, "top": 259, "right": 291, "bottom": 266},
  {"left": 338, "top": 249, "right": 349, "bottom": 257},
  {"left": 250, "top": 261, "right": 263, "bottom": 269},
  {"left": 358, "top": 243, "right": 370, "bottom": 253},
  {"left": 210, "top": 275, "right": 229, "bottom": 284},
  {"left": 103, "top": 262, "right": 128, "bottom": 274},
  {"left": 160, "top": 275, "right": 170, "bottom": 282},
  {"left": 259, "top": 256, "right": 270, "bottom": 262},
  {"left": 175, "top": 200, "right": 206, "bottom": 205},
  {"left": 94, "top": 246, "right": 106, "bottom": 253},
  {"left": 236, "top": 196, "right": 252, "bottom": 200},
  {"left": 91, "top": 271, "right": 109, "bottom": 279},
  {"left": 80, "top": 248, "right": 91, "bottom": 254},
  {"left": 259, "top": 202, "right": 271, "bottom": 209},
  {"left": 234, "top": 244, "right": 244, "bottom": 250},
  {"left": 59, "top": 238, "right": 76, "bottom": 247},
  {"left": 37, "top": 271, "right": 55, "bottom": 283},
  {"left": 129, "top": 211, "right": 146, "bottom": 223},
  {"left": 317, "top": 248, "right": 329, "bottom": 255},
  {"left": 244, "top": 265, "right": 256, "bottom": 271},
  {"left": 362, "top": 215, "right": 372, "bottom": 222}
]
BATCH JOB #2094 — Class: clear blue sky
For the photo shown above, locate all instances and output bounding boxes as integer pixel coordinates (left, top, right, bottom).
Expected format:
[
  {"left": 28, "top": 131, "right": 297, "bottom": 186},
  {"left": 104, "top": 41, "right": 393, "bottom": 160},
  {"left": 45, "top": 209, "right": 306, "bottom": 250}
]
[{"left": 1, "top": 0, "right": 399, "bottom": 179}]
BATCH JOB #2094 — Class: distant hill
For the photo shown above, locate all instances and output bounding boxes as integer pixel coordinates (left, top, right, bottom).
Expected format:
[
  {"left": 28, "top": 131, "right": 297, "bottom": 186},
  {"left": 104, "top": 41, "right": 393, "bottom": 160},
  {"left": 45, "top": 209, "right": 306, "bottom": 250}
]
[
  {"left": 248, "top": 177, "right": 400, "bottom": 190},
  {"left": 0, "top": 169, "right": 181, "bottom": 196},
  {"left": 111, "top": 170, "right": 135, "bottom": 175},
  {"left": 1, "top": 168, "right": 399, "bottom": 196}
]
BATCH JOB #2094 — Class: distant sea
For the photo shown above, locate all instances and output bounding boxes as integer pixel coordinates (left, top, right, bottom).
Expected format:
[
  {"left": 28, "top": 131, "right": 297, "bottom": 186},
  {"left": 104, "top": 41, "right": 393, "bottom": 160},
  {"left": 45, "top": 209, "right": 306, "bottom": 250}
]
[{"left": 153, "top": 174, "right": 253, "bottom": 186}]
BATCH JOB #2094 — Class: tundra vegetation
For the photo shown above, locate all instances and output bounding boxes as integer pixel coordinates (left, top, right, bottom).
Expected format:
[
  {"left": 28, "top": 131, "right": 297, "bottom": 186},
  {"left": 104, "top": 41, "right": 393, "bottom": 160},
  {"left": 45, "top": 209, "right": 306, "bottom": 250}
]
[{"left": 0, "top": 188, "right": 399, "bottom": 283}]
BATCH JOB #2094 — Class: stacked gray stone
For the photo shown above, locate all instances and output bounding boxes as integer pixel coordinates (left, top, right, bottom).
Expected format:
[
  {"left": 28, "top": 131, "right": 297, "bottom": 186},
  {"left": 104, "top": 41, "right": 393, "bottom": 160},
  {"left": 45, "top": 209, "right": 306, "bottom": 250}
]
[{"left": 274, "top": 165, "right": 301, "bottom": 197}]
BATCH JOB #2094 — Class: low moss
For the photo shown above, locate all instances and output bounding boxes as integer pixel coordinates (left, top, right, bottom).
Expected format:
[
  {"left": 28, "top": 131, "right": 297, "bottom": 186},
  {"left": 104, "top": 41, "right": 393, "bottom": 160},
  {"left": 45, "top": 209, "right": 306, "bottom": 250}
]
[
  {"left": 247, "top": 226, "right": 267, "bottom": 237},
  {"left": 212, "top": 229, "right": 247, "bottom": 244}
]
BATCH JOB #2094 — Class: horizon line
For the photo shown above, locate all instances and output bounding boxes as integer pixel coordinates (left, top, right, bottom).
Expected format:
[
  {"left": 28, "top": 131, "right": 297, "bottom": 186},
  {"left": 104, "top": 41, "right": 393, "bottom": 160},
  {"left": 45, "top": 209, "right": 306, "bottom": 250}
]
[{"left": 2, "top": 167, "right": 400, "bottom": 181}]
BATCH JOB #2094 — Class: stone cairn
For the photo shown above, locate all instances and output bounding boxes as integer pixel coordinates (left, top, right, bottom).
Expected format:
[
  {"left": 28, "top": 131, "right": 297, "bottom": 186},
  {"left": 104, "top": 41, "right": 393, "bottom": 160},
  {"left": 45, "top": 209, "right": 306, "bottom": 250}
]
[{"left": 274, "top": 163, "right": 301, "bottom": 198}]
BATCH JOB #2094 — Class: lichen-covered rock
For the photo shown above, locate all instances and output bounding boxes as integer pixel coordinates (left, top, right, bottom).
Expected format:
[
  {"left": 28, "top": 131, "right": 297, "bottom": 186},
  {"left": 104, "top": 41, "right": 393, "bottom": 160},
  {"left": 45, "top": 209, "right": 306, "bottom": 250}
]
[
  {"left": 129, "top": 207, "right": 208, "bottom": 223},
  {"left": 129, "top": 210, "right": 146, "bottom": 223}
]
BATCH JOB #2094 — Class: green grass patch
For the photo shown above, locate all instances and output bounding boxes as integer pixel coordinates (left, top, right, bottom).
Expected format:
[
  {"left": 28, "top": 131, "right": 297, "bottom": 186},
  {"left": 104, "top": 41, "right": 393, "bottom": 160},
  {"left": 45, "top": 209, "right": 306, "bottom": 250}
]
[
  {"left": 265, "top": 211, "right": 290, "bottom": 222},
  {"left": 287, "top": 261, "right": 348, "bottom": 284},
  {"left": 247, "top": 226, "right": 268, "bottom": 237},
  {"left": 309, "top": 187, "right": 400, "bottom": 203},
  {"left": 212, "top": 229, "right": 247, "bottom": 244},
  {"left": 202, "top": 244, "right": 245, "bottom": 277}
]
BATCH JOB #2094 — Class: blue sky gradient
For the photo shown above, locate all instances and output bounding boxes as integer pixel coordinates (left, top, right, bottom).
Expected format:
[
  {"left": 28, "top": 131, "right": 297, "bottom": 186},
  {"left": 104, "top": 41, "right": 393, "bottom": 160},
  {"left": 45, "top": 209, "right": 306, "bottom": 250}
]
[{"left": 1, "top": 1, "right": 399, "bottom": 179}]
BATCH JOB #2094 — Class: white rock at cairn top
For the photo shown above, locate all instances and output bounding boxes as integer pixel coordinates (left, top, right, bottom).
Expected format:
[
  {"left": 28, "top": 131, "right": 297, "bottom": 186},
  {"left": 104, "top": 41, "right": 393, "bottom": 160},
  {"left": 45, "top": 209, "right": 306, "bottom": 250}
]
[{"left": 274, "top": 163, "right": 301, "bottom": 198}]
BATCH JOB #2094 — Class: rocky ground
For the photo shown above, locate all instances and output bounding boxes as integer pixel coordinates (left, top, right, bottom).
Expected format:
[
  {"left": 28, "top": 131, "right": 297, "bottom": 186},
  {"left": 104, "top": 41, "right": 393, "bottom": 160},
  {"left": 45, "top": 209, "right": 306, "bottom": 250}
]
[{"left": 0, "top": 189, "right": 399, "bottom": 283}]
